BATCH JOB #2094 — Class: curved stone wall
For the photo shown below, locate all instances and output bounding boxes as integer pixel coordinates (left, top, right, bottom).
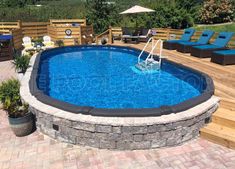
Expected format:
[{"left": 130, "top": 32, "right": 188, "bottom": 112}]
[{"left": 30, "top": 103, "right": 218, "bottom": 150}]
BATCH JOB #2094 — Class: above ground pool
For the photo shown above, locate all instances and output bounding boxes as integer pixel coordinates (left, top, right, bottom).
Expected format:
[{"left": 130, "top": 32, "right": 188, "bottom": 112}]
[{"left": 30, "top": 45, "right": 214, "bottom": 117}]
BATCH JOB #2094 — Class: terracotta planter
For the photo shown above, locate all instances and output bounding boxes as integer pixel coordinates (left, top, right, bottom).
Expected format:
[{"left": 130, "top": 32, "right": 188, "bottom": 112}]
[{"left": 8, "top": 112, "right": 34, "bottom": 137}]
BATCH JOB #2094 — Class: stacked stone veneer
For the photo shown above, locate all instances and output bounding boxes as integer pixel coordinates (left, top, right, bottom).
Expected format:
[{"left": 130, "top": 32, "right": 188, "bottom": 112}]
[{"left": 30, "top": 103, "right": 218, "bottom": 150}]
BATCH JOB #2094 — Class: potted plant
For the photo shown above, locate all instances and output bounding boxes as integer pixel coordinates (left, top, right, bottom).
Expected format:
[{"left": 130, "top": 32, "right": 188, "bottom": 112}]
[
  {"left": 12, "top": 54, "right": 30, "bottom": 80},
  {"left": 101, "top": 38, "right": 107, "bottom": 45},
  {"left": 0, "top": 79, "right": 34, "bottom": 137},
  {"left": 55, "top": 40, "right": 64, "bottom": 47}
]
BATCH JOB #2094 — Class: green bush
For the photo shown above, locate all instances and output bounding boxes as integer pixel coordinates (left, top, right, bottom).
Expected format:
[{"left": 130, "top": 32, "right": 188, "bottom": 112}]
[
  {"left": 55, "top": 40, "right": 64, "bottom": 47},
  {"left": 12, "top": 54, "right": 30, "bottom": 74},
  {"left": 0, "top": 79, "right": 28, "bottom": 118},
  {"left": 199, "top": 0, "right": 234, "bottom": 24}
]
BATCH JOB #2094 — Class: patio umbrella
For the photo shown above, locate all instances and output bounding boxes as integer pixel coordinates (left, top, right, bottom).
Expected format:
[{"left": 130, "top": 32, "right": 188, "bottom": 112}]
[{"left": 120, "top": 5, "right": 155, "bottom": 27}]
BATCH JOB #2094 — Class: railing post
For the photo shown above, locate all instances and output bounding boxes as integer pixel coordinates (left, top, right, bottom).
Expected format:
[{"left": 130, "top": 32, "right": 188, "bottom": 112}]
[
  {"left": 108, "top": 27, "right": 112, "bottom": 44},
  {"left": 166, "top": 28, "right": 170, "bottom": 40},
  {"left": 17, "top": 20, "right": 22, "bottom": 29}
]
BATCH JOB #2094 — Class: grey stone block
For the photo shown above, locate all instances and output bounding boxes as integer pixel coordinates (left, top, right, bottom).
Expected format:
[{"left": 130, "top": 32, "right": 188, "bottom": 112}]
[
  {"left": 73, "top": 122, "right": 96, "bottom": 132},
  {"left": 144, "top": 132, "right": 160, "bottom": 140},
  {"left": 95, "top": 132, "right": 107, "bottom": 139},
  {"left": 116, "top": 141, "right": 131, "bottom": 150},
  {"left": 133, "top": 134, "right": 144, "bottom": 142},
  {"left": 100, "top": 140, "right": 116, "bottom": 149},
  {"left": 166, "top": 136, "right": 182, "bottom": 146},
  {"left": 122, "top": 126, "right": 147, "bottom": 134},
  {"left": 151, "top": 139, "right": 167, "bottom": 148},
  {"left": 130, "top": 141, "right": 151, "bottom": 150},
  {"left": 147, "top": 125, "right": 157, "bottom": 133},
  {"left": 107, "top": 133, "right": 121, "bottom": 141},
  {"left": 96, "top": 125, "right": 112, "bottom": 133},
  {"left": 121, "top": 133, "right": 133, "bottom": 141},
  {"left": 112, "top": 126, "right": 122, "bottom": 133}
]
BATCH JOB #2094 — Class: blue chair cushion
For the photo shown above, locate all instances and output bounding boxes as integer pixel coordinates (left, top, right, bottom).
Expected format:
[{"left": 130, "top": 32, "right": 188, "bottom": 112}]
[
  {"left": 180, "top": 29, "right": 195, "bottom": 41},
  {"left": 214, "top": 49, "right": 235, "bottom": 55},
  {"left": 0, "top": 35, "right": 13, "bottom": 41},
  {"left": 213, "top": 32, "right": 234, "bottom": 47},
  {"left": 197, "top": 30, "right": 214, "bottom": 44}
]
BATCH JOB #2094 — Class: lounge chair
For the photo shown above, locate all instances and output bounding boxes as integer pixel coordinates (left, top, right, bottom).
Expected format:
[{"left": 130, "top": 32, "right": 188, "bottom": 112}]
[
  {"left": 176, "top": 30, "right": 214, "bottom": 53},
  {"left": 139, "top": 28, "right": 151, "bottom": 42},
  {"left": 211, "top": 49, "right": 235, "bottom": 65},
  {"left": 190, "top": 32, "right": 234, "bottom": 58},
  {"left": 163, "top": 28, "right": 195, "bottom": 50},
  {"left": 42, "top": 36, "right": 54, "bottom": 49},
  {"left": 22, "top": 37, "right": 35, "bottom": 51},
  {"left": 122, "top": 27, "right": 132, "bottom": 42}
]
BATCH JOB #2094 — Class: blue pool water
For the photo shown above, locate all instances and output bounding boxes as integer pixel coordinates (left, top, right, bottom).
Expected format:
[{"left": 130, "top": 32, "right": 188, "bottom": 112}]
[{"left": 38, "top": 46, "right": 206, "bottom": 109}]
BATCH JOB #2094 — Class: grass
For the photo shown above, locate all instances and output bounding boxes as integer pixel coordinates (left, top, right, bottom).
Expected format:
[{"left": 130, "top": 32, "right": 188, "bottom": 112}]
[{"left": 194, "top": 23, "right": 235, "bottom": 32}]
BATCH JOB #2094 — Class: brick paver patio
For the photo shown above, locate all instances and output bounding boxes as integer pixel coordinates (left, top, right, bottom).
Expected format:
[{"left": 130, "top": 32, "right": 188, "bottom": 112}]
[{"left": 0, "top": 61, "right": 235, "bottom": 169}]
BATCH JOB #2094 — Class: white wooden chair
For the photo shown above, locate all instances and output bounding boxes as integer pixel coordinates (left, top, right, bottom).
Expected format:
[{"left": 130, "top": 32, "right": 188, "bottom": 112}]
[
  {"left": 42, "top": 36, "right": 54, "bottom": 49},
  {"left": 22, "top": 37, "right": 35, "bottom": 51}
]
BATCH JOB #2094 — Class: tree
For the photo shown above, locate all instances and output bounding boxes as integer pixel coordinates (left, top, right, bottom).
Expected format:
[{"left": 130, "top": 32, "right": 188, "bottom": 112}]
[
  {"left": 86, "top": 0, "right": 121, "bottom": 34},
  {"left": 199, "top": 0, "right": 234, "bottom": 24}
]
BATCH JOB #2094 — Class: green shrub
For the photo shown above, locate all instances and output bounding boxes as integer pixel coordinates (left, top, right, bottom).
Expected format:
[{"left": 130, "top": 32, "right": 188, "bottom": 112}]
[
  {"left": 199, "top": 0, "right": 234, "bottom": 24},
  {"left": 0, "top": 79, "right": 28, "bottom": 118},
  {"left": 55, "top": 40, "right": 64, "bottom": 47},
  {"left": 32, "top": 37, "right": 43, "bottom": 44},
  {"left": 12, "top": 54, "right": 30, "bottom": 74}
]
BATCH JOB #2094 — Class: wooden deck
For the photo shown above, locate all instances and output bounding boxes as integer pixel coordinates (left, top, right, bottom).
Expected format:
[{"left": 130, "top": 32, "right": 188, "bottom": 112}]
[{"left": 114, "top": 41, "right": 235, "bottom": 149}]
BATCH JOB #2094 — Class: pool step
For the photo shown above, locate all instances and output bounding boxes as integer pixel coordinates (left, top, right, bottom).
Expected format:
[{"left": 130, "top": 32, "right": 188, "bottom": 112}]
[
  {"left": 200, "top": 123, "right": 235, "bottom": 149},
  {"left": 136, "top": 60, "right": 160, "bottom": 71}
]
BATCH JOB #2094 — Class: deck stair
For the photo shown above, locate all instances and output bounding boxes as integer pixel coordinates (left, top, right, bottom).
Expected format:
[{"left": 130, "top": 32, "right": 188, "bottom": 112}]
[{"left": 200, "top": 102, "right": 235, "bottom": 149}]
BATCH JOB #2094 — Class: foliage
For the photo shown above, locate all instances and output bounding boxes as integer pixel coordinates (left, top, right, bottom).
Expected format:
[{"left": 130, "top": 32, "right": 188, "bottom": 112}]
[
  {"left": 12, "top": 54, "right": 30, "bottom": 74},
  {"left": 133, "top": 4, "right": 194, "bottom": 29},
  {"left": 199, "top": 0, "right": 234, "bottom": 24},
  {"left": 194, "top": 23, "right": 235, "bottom": 32},
  {"left": 86, "top": 0, "right": 121, "bottom": 34},
  {"left": 0, "top": 0, "right": 233, "bottom": 34},
  {"left": 0, "top": 79, "right": 28, "bottom": 118},
  {"left": 55, "top": 40, "right": 64, "bottom": 47},
  {"left": 32, "top": 37, "right": 43, "bottom": 44}
]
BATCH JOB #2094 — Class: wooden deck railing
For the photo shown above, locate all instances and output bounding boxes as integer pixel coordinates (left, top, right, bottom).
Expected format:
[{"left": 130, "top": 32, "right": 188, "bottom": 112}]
[
  {"left": 95, "top": 29, "right": 112, "bottom": 44},
  {"left": 1, "top": 20, "right": 234, "bottom": 49},
  {"left": 109, "top": 27, "right": 235, "bottom": 48}
]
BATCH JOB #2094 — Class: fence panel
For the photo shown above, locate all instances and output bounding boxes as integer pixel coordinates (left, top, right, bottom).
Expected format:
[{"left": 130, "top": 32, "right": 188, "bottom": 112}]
[{"left": 21, "top": 22, "right": 49, "bottom": 38}]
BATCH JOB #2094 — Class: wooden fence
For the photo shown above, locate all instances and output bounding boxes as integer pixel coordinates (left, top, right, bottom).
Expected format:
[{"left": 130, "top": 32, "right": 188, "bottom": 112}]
[
  {"left": 48, "top": 25, "right": 81, "bottom": 46},
  {"left": 0, "top": 21, "right": 20, "bottom": 34},
  {"left": 108, "top": 27, "right": 235, "bottom": 48},
  {"left": 21, "top": 22, "right": 49, "bottom": 38},
  {"left": 11, "top": 29, "right": 23, "bottom": 50},
  {"left": 50, "top": 19, "right": 86, "bottom": 27},
  {"left": 0, "top": 19, "right": 92, "bottom": 48}
]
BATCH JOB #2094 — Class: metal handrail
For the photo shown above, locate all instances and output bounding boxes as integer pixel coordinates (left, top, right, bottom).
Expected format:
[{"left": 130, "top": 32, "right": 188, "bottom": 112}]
[
  {"left": 137, "top": 37, "right": 153, "bottom": 64},
  {"left": 145, "top": 39, "right": 163, "bottom": 68}
]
